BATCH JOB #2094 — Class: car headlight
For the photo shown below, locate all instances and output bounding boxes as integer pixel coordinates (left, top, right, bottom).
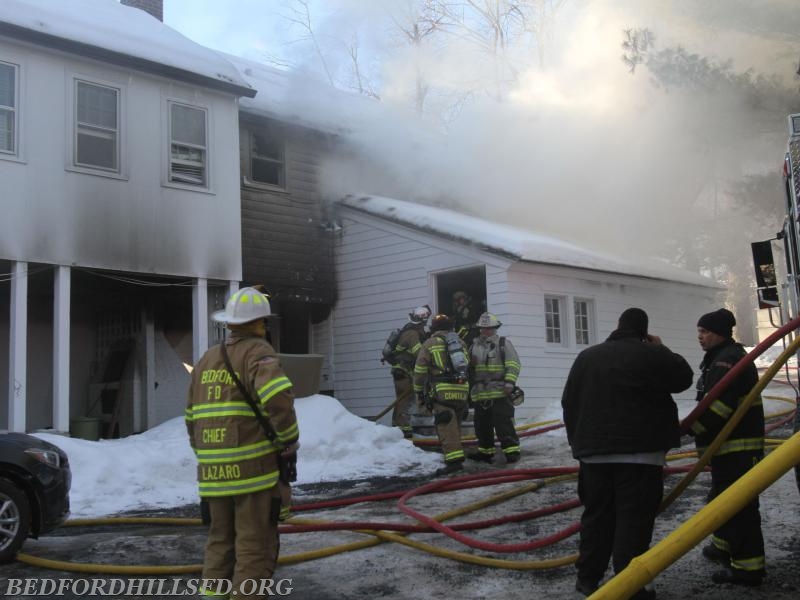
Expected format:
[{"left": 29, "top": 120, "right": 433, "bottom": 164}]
[{"left": 24, "top": 448, "right": 61, "bottom": 468}]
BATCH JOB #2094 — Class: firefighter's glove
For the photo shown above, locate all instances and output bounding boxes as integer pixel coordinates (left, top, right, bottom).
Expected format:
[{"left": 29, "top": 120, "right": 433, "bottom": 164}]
[
  {"left": 503, "top": 382, "right": 515, "bottom": 396},
  {"left": 279, "top": 442, "right": 299, "bottom": 483}
]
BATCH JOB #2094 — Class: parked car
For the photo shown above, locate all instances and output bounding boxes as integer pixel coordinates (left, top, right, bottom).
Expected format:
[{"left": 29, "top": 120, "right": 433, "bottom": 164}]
[{"left": 0, "top": 432, "right": 71, "bottom": 562}]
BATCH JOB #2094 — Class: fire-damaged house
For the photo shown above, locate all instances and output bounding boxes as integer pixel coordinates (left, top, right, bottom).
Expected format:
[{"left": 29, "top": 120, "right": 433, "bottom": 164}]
[{"left": 2, "top": 0, "right": 720, "bottom": 436}]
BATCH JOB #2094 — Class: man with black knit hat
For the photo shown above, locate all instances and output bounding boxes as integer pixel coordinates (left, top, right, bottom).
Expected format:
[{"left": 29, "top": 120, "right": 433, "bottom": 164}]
[
  {"left": 693, "top": 308, "right": 766, "bottom": 587},
  {"left": 562, "top": 308, "right": 693, "bottom": 599}
]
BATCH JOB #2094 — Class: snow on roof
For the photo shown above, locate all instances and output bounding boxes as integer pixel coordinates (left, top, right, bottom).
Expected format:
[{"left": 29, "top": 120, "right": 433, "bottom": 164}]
[
  {"left": 0, "top": 0, "right": 252, "bottom": 95},
  {"left": 340, "top": 194, "right": 720, "bottom": 288},
  {"left": 222, "top": 52, "right": 380, "bottom": 133}
]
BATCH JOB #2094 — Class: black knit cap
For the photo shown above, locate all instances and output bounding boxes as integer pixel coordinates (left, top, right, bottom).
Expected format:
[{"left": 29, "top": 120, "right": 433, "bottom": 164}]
[
  {"left": 618, "top": 307, "right": 649, "bottom": 338},
  {"left": 697, "top": 308, "right": 736, "bottom": 338}
]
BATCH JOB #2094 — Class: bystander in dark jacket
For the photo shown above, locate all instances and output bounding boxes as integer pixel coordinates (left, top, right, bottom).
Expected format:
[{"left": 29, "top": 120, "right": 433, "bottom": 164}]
[{"left": 562, "top": 307, "right": 693, "bottom": 599}]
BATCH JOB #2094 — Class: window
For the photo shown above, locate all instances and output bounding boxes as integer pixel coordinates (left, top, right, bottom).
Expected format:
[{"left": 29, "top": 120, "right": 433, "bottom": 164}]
[
  {"left": 245, "top": 122, "right": 285, "bottom": 188},
  {"left": 0, "top": 61, "right": 18, "bottom": 155},
  {"left": 574, "top": 298, "right": 594, "bottom": 345},
  {"left": 169, "top": 102, "right": 207, "bottom": 186},
  {"left": 545, "top": 296, "right": 563, "bottom": 344},
  {"left": 75, "top": 80, "right": 119, "bottom": 171}
]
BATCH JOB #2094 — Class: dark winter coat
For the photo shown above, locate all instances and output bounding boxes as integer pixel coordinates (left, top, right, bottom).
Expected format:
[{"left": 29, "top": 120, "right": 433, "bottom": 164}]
[
  {"left": 691, "top": 339, "right": 764, "bottom": 459},
  {"left": 561, "top": 329, "right": 693, "bottom": 459}
]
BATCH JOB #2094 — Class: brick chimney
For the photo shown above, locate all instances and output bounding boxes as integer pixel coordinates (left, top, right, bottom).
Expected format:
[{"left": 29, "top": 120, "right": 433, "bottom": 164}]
[{"left": 120, "top": 0, "right": 163, "bottom": 22}]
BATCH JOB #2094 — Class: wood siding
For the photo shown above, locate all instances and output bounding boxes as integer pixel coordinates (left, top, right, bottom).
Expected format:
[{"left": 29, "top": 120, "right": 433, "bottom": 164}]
[{"left": 239, "top": 118, "right": 336, "bottom": 306}]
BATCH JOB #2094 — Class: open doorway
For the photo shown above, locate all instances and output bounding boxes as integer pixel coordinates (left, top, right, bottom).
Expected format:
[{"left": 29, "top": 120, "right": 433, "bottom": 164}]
[{"left": 434, "top": 266, "right": 487, "bottom": 320}]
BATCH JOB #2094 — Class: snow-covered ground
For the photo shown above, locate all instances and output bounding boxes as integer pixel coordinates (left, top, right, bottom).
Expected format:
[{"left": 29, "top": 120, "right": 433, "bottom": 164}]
[{"left": 33, "top": 395, "right": 442, "bottom": 518}]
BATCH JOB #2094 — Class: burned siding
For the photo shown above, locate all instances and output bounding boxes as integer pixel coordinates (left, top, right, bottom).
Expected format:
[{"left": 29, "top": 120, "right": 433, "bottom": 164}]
[{"left": 239, "top": 116, "right": 337, "bottom": 318}]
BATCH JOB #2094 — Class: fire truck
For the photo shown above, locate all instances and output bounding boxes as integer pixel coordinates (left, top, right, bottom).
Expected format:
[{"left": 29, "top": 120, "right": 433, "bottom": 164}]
[{"left": 777, "top": 114, "right": 800, "bottom": 490}]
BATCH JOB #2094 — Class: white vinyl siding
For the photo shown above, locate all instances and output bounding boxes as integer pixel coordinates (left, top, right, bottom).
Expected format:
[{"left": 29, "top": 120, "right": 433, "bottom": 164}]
[
  {"left": 169, "top": 101, "right": 207, "bottom": 187},
  {"left": 0, "top": 60, "right": 17, "bottom": 155},
  {"left": 75, "top": 80, "right": 119, "bottom": 171}
]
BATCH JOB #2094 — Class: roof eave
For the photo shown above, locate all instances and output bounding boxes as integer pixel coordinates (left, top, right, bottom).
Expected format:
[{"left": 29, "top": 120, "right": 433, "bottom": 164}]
[
  {"left": 0, "top": 22, "right": 256, "bottom": 98},
  {"left": 339, "top": 201, "right": 721, "bottom": 290}
]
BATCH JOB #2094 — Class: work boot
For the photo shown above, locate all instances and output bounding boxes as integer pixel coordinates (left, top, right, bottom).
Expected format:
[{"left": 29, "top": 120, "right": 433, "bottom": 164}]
[
  {"left": 467, "top": 452, "right": 494, "bottom": 464},
  {"left": 504, "top": 452, "right": 521, "bottom": 464},
  {"left": 711, "top": 567, "right": 764, "bottom": 587},
  {"left": 574, "top": 578, "right": 598, "bottom": 596},
  {"left": 435, "top": 460, "right": 465, "bottom": 477},
  {"left": 701, "top": 543, "right": 730, "bottom": 566}
]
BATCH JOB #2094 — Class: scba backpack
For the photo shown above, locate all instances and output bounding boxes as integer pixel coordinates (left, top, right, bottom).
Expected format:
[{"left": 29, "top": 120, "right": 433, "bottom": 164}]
[{"left": 381, "top": 327, "right": 405, "bottom": 364}]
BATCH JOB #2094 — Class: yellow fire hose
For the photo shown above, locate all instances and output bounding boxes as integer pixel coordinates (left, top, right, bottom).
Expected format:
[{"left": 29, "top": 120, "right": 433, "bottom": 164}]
[
  {"left": 589, "top": 430, "right": 800, "bottom": 600},
  {"left": 590, "top": 336, "right": 800, "bottom": 599}
]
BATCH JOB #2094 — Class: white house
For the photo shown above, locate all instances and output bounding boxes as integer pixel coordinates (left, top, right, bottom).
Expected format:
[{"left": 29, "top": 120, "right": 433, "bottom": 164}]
[
  {"left": 0, "top": 0, "right": 254, "bottom": 434},
  {"left": 328, "top": 194, "right": 721, "bottom": 421}
]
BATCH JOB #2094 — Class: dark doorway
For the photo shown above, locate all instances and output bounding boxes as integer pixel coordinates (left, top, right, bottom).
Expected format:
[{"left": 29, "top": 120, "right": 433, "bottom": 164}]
[{"left": 435, "top": 266, "right": 487, "bottom": 319}]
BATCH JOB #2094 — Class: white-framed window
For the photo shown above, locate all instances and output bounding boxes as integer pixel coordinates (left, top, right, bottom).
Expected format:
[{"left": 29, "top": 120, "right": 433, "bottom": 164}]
[
  {"left": 75, "top": 79, "right": 119, "bottom": 171},
  {"left": 244, "top": 122, "right": 285, "bottom": 189},
  {"left": 574, "top": 298, "right": 595, "bottom": 346},
  {"left": 168, "top": 101, "right": 207, "bottom": 187},
  {"left": 0, "top": 60, "right": 19, "bottom": 155},
  {"left": 545, "top": 295, "right": 564, "bottom": 344}
]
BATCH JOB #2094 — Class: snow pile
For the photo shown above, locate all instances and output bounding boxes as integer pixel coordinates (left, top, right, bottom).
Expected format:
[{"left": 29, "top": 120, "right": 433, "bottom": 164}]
[{"left": 34, "top": 394, "right": 441, "bottom": 518}]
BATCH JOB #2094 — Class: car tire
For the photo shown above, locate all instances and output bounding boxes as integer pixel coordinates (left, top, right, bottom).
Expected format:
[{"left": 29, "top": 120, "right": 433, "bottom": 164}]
[{"left": 0, "top": 478, "right": 31, "bottom": 563}]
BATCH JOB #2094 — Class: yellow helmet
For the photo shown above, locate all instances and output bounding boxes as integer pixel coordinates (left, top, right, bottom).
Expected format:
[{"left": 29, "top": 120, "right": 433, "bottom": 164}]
[{"left": 477, "top": 312, "right": 501, "bottom": 328}]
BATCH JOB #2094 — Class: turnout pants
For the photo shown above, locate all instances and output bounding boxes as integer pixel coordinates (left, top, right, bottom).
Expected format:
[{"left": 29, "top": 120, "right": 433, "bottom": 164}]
[
  {"left": 709, "top": 452, "right": 766, "bottom": 575},
  {"left": 433, "top": 401, "right": 466, "bottom": 463},
  {"left": 473, "top": 397, "right": 520, "bottom": 458},
  {"left": 391, "top": 373, "right": 414, "bottom": 436},
  {"left": 576, "top": 462, "right": 664, "bottom": 584},
  {"left": 203, "top": 486, "right": 282, "bottom": 600}
]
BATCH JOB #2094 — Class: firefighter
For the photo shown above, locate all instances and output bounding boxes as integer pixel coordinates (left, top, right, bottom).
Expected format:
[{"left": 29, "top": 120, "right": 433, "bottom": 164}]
[
  {"left": 692, "top": 308, "right": 765, "bottom": 587},
  {"left": 388, "top": 305, "right": 431, "bottom": 438},
  {"left": 185, "top": 287, "right": 299, "bottom": 600},
  {"left": 467, "top": 312, "right": 522, "bottom": 463},
  {"left": 413, "top": 313, "right": 470, "bottom": 474},
  {"left": 452, "top": 290, "right": 480, "bottom": 346}
]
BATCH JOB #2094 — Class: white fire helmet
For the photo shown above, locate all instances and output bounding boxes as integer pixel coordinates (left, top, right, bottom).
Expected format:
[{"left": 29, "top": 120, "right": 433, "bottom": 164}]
[
  {"left": 409, "top": 304, "right": 432, "bottom": 323},
  {"left": 212, "top": 287, "right": 272, "bottom": 324},
  {"left": 477, "top": 312, "right": 502, "bottom": 328}
]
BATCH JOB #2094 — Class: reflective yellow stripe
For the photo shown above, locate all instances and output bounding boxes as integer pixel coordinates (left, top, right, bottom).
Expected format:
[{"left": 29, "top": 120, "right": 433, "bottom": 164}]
[
  {"left": 478, "top": 447, "right": 495, "bottom": 455},
  {"left": 186, "top": 401, "right": 256, "bottom": 421},
  {"left": 709, "top": 399, "right": 733, "bottom": 419},
  {"left": 472, "top": 390, "right": 506, "bottom": 400},
  {"left": 502, "top": 445, "right": 521, "bottom": 454},
  {"left": 258, "top": 376, "right": 293, "bottom": 403},
  {"left": 732, "top": 556, "right": 765, "bottom": 571},
  {"left": 195, "top": 439, "right": 276, "bottom": 463},
  {"left": 712, "top": 535, "right": 730, "bottom": 552},
  {"left": 199, "top": 471, "right": 279, "bottom": 497},
  {"left": 475, "top": 365, "right": 504, "bottom": 372},
  {"left": 445, "top": 449, "right": 465, "bottom": 461},
  {"left": 715, "top": 437, "right": 764, "bottom": 456},
  {"left": 691, "top": 421, "right": 706, "bottom": 435},
  {"left": 276, "top": 422, "right": 299, "bottom": 443}
]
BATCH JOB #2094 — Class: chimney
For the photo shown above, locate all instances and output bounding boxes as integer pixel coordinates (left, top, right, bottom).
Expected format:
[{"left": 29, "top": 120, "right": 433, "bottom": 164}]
[{"left": 120, "top": 0, "right": 163, "bottom": 22}]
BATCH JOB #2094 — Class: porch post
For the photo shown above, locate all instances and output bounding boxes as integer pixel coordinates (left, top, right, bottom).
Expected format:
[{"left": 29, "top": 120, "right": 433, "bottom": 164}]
[
  {"left": 192, "top": 278, "right": 208, "bottom": 364},
  {"left": 53, "top": 266, "right": 71, "bottom": 433},
  {"left": 9, "top": 261, "right": 28, "bottom": 432}
]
